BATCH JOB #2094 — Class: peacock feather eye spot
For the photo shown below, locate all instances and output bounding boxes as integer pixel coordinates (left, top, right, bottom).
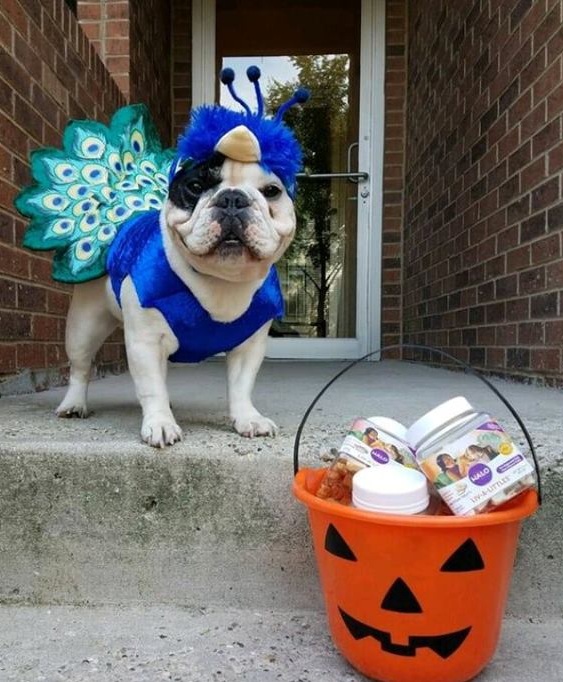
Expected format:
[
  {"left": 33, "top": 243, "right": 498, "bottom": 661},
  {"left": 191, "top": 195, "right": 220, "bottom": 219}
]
[
  {"left": 124, "top": 196, "right": 146, "bottom": 210},
  {"left": 130, "top": 130, "right": 145, "bottom": 154},
  {"left": 74, "top": 238, "right": 96, "bottom": 262},
  {"left": 96, "top": 224, "right": 116, "bottom": 242},
  {"left": 106, "top": 205, "right": 131, "bottom": 222},
  {"left": 140, "top": 161, "right": 157, "bottom": 174},
  {"left": 51, "top": 218, "right": 75, "bottom": 235},
  {"left": 80, "top": 136, "right": 105, "bottom": 159},
  {"left": 42, "top": 193, "right": 69, "bottom": 211},
  {"left": 68, "top": 184, "right": 89, "bottom": 200}
]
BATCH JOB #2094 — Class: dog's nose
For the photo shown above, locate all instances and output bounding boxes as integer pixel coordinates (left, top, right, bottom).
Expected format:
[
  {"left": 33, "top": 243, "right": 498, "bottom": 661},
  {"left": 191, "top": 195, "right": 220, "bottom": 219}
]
[{"left": 213, "top": 189, "right": 251, "bottom": 211}]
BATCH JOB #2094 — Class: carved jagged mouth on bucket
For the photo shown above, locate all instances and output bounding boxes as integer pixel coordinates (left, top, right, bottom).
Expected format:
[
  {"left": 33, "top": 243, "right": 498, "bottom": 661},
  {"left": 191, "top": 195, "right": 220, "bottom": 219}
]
[{"left": 339, "top": 608, "right": 471, "bottom": 659}]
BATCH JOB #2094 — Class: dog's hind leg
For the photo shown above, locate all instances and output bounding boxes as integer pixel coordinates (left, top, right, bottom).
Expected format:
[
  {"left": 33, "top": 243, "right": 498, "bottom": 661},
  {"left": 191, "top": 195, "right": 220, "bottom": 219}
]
[
  {"left": 56, "top": 278, "right": 119, "bottom": 418},
  {"left": 226, "top": 322, "right": 277, "bottom": 438}
]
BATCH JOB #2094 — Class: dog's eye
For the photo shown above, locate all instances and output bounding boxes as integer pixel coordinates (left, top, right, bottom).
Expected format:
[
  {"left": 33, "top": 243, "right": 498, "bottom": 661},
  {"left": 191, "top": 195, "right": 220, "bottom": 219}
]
[
  {"left": 261, "top": 184, "right": 282, "bottom": 199},
  {"left": 187, "top": 180, "right": 204, "bottom": 195}
]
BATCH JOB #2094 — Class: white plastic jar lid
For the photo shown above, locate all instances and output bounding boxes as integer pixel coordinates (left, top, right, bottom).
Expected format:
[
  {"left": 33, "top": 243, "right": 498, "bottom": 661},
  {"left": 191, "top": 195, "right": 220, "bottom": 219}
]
[
  {"left": 366, "top": 416, "right": 408, "bottom": 441},
  {"left": 406, "top": 396, "right": 475, "bottom": 450},
  {"left": 352, "top": 466, "right": 429, "bottom": 515}
]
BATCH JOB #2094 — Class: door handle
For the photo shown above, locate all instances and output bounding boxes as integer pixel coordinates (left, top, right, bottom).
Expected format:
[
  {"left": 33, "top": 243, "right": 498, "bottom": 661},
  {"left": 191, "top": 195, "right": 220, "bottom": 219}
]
[
  {"left": 347, "top": 141, "right": 359, "bottom": 183},
  {"left": 296, "top": 171, "right": 369, "bottom": 181},
  {"left": 297, "top": 142, "right": 368, "bottom": 182}
]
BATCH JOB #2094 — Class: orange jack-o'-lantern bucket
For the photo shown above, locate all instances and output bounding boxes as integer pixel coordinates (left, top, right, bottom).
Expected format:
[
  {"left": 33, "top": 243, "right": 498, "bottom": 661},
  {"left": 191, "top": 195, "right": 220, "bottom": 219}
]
[{"left": 292, "top": 345, "right": 540, "bottom": 682}]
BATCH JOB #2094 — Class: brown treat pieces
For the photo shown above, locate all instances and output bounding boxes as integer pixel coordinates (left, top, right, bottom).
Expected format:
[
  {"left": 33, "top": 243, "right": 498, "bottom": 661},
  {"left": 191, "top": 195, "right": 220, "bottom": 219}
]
[{"left": 315, "top": 462, "right": 356, "bottom": 505}]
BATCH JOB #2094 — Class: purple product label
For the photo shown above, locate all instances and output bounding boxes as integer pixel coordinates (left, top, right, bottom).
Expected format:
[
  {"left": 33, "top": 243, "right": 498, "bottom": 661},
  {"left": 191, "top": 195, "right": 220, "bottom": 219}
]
[
  {"left": 477, "top": 420, "right": 502, "bottom": 431},
  {"left": 468, "top": 462, "right": 493, "bottom": 486},
  {"left": 371, "top": 448, "right": 390, "bottom": 464},
  {"left": 496, "top": 454, "right": 524, "bottom": 474}
]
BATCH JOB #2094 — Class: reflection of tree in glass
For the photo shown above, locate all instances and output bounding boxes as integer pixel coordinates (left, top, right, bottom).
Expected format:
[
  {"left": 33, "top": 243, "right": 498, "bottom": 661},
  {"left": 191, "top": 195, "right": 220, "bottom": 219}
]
[{"left": 267, "top": 55, "right": 349, "bottom": 337}]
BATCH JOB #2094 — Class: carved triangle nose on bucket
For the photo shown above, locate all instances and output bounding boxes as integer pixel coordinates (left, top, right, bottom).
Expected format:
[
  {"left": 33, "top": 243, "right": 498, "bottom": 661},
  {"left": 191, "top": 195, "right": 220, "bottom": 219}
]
[{"left": 381, "top": 577, "right": 423, "bottom": 614}]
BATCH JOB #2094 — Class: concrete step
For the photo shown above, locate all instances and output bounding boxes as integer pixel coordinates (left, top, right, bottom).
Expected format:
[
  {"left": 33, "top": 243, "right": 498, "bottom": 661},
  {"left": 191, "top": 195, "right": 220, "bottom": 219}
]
[
  {"left": 0, "top": 605, "right": 561, "bottom": 682},
  {"left": 0, "top": 355, "right": 561, "bottom": 682},
  {"left": 0, "top": 360, "right": 561, "bottom": 619}
]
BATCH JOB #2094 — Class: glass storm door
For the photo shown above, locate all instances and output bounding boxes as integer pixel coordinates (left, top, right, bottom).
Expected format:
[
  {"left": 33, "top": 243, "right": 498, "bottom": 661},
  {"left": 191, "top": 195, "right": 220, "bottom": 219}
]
[{"left": 193, "top": 0, "right": 385, "bottom": 359}]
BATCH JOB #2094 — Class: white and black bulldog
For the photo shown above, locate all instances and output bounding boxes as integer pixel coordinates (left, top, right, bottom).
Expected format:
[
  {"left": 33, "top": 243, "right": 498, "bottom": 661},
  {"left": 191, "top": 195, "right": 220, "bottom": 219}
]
[{"left": 56, "top": 125, "right": 298, "bottom": 447}]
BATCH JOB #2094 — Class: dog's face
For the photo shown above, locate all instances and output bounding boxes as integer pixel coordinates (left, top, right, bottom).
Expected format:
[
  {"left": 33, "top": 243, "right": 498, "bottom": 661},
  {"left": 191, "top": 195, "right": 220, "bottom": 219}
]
[{"left": 164, "top": 152, "right": 296, "bottom": 282}]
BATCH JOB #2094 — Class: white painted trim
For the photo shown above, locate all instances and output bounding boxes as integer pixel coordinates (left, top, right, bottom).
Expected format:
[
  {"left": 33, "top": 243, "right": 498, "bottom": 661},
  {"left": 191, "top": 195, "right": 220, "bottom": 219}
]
[
  {"left": 359, "top": 0, "right": 386, "bottom": 358},
  {"left": 192, "top": 0, "right": 386, "bottom": 360},
  {"left": 191, "top": 0, "right": 216, "bottom": 106}
]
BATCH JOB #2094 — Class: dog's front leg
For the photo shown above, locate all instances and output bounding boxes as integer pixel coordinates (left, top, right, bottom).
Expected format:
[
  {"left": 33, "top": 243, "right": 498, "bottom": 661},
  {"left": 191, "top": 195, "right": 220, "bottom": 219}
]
[
  {"left": 120, "top": 278, "right": 183, "bottom": 448},
  {"left": 226, "top": 322, "right": 276, "bottom": 437}
]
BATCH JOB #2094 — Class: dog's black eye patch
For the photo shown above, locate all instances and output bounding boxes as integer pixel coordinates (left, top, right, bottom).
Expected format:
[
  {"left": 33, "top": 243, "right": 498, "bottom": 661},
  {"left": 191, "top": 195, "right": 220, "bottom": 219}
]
[{"left": 168, "top": 152, "right": 224, "bottom": 210}]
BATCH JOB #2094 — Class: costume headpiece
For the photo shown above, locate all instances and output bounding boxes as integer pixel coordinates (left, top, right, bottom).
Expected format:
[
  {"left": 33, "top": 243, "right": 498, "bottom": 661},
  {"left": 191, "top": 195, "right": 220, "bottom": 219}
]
[{"left": 173, "top": 66, "right": 310, "bottom": 197}]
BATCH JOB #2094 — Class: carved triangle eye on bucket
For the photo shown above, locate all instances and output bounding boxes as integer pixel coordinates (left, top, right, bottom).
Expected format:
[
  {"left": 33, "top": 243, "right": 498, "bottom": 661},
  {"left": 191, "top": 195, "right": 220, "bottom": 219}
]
[
  {"left": 441, "top": 539, "right": 485, "bottom": 572},
  {"left": 324, "top": 524, "right": 357, "bottom": 561}
]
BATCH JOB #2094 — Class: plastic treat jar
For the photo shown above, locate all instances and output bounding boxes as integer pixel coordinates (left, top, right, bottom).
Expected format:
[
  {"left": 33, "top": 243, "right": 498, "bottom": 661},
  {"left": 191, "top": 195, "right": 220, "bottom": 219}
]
[{"left": 292, "top": 345, "right": 540, "bottom": 682}]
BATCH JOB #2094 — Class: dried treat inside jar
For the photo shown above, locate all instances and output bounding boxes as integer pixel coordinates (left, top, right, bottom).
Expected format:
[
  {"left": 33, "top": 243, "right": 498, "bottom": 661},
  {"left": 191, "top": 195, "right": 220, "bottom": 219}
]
[{"left": 315, "top": 457, "right": 363, "bottom": 504}]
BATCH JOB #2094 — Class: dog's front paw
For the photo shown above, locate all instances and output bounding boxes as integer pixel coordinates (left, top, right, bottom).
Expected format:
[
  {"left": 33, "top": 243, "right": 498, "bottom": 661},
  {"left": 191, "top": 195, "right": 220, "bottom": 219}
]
[
  {"left": 141, "top": 413, "right": 183, "bottom": 448},
  {"left": 233, "top": 412, "right": 277, "bottom": 438},
  {"left": 56, "top": 392, "right": 89, "bottom": 418}
]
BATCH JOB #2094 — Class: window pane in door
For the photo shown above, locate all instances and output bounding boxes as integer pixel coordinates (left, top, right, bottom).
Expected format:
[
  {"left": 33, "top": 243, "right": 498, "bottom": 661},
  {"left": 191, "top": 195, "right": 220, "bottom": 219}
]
[{"left": 216, "top": 0, "right": 361, "bottom": 338}]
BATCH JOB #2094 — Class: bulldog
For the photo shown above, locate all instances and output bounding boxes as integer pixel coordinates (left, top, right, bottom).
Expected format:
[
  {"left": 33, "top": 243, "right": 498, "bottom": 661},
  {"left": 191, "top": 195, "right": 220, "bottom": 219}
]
[{"left": 55, "top": 131, "right": 297, "bottom": 447}]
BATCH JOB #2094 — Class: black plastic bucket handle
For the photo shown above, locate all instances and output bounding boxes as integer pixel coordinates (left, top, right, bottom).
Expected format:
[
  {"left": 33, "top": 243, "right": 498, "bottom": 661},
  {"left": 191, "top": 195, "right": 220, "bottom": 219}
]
[{"left": 292, "top": 343, "right": 542, "bottom": 505}]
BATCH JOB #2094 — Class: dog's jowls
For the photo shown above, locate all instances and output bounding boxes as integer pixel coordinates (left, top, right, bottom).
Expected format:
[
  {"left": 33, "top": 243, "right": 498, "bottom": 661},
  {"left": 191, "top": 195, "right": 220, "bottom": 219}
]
[{"left": 55, "top": 154, "right": 296, "bottom": 447}]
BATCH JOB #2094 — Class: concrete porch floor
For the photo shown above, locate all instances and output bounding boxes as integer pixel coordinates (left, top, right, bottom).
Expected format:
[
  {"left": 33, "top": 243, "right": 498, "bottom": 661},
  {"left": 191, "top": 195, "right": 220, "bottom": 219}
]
[{"left": 0, "top": 359, "right": 561, "bottom": 681}]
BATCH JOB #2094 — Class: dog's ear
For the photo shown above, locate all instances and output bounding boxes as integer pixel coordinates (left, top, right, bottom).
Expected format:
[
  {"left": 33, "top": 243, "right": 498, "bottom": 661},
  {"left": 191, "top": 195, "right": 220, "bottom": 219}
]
[{"left": 168, "top": 153, "right": 225, "bottom": 211}]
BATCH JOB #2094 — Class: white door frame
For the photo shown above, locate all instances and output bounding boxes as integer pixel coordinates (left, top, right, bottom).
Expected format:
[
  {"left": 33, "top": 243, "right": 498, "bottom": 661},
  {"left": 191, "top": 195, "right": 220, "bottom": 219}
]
[{"left": 191, "top": 0, "right": 385, "bottom": 359}]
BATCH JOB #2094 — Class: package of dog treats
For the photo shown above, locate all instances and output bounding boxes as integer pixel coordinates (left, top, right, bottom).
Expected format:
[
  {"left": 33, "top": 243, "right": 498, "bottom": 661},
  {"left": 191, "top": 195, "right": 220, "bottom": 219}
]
[{"left": 315, "top": 416, "right": 417, "bottom": 505}]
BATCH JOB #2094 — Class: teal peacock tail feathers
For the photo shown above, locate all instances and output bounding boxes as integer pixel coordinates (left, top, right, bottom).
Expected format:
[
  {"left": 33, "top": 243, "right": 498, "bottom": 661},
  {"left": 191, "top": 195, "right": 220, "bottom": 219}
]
[{"left": 15, "top": 104, "right": 174, "bottom": 283}]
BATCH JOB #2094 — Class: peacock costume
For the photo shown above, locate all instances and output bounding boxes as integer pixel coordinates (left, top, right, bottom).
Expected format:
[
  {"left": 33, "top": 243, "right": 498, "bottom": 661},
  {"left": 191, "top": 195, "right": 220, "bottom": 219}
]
[{"left": 15, "top": 67, "right": 309, "bottom": 362}]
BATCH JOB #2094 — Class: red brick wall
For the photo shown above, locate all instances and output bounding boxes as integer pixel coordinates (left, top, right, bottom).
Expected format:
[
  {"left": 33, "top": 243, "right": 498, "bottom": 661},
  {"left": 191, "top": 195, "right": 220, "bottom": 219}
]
[
  {"left": 78, "top": 1, "right": 130, "bottom": 95},
  {"left": 172, "top": 0, "right": 192, "bottom": 141},
  {"left": 129, "top": 0, "right": 172, "bottom": 144},
  {"left": 382, "top": 0, "right": 407, "bottom": 354},
  {"left": 78, "top": 0, "right": 172, "bottom": 143},
  {"left": 0, "top": 0, "right": 125, "bottom": 389},
  {"left": 404, "top": 0, "right": 563, "bottom": 385}
]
